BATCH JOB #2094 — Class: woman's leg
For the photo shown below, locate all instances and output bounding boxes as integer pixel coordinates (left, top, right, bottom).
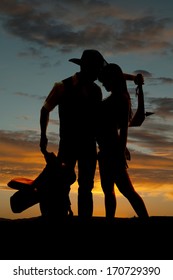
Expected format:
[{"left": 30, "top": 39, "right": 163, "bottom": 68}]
[
  {"left": 104, "top": 187, "right": 116, "bottom": 219},
  {"left": 115, "top": 169, "right": 149, "bottom": 218}
]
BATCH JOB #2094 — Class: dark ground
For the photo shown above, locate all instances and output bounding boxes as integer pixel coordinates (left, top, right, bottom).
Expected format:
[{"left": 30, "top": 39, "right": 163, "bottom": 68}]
[{"left": 0, "top": 215, "right": 172, "bottom": 260}]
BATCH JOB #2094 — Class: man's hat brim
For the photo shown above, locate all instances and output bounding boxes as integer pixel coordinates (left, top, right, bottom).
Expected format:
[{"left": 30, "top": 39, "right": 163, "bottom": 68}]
[
  {"left": 69, "top": 58, "right": 81, "bottom": 65},
  {"left": 69, "top": 50, "right": 108, "bottom": 67}
]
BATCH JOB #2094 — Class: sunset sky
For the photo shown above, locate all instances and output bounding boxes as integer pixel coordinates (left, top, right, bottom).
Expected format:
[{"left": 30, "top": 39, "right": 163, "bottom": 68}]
[{"left": 1, "top": 0, "right": 173, "bottom": 219}]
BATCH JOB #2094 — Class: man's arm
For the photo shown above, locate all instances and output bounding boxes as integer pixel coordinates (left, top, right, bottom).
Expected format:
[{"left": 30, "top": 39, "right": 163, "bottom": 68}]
[
  {"left": 39, "top": 82, "right": 65, "bottom": 155},
  {"left": 40, "top": 106, "right": 49, "bottom": 154},
  {"left": 123, "top": 73, "right": 135, "bottom": 81},
  {"left": 119, "top": 97, "right": 130, "bottom": 152}
]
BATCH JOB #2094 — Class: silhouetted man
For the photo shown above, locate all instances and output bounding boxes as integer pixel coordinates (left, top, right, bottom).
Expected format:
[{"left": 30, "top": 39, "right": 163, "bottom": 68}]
[{"left": 39, "top": 49, "right": 107, "bottom": 219}]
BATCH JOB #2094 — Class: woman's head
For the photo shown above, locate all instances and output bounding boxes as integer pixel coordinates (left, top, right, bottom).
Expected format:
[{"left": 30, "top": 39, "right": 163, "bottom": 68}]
[
  {"left": 98, "top": 63, "right": 133, "bottom": 122},
  {"left": 98, "top": 63, "right": 127, "bottom": 92}
]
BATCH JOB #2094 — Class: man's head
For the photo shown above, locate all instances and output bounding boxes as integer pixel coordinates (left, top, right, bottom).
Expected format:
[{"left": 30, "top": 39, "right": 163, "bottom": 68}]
[{"left": 69, "top": 49, "right": 108, "bottom": 81}]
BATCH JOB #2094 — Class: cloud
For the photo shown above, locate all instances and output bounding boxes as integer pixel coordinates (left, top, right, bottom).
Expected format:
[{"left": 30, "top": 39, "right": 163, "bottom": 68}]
[
  {"left": 0, "top": 129, "right": 59, "bottom": 148},
  {"left": 157, "top": 77, "right": 173, "bottom": 84},
  {"left": 132, "top": 70, "right": 173, "bottom": 87},
  {"left": 127, "top": 93, "right": 173, "bottom": 163},
  {"left": 133, "top": 70, "right": 152, "bottom": 78},
  {"left": 14, "top": 91, "right": 44, "bottom": 100},
  {"left": 117, "top": 16, "right": 173, "bottom": 53},
  {"left": 148, "top": 97, "right": 173, "bottom": 120},
  {"left": 18, "top": 46, "right": 45, "bottom": 59},
  {"left": 1, "top": 105, "right": 173, "bottom": 189},
  {"left": 0, "top": 129, "right": 59, "bottom": 184},
  {"left": 129, "top": 119, "right": 173, "bottom": 155},
  {"left": 0, "top": 0, "right": 173, "bottom": 55}
]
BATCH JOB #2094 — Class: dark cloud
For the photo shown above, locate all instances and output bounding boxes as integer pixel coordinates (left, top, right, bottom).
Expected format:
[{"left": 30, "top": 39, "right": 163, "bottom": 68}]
[
  {"left": 0, "top": 129, "right": 58, "bottom": 147},
  {"left": 127, "top": 93, "right": 173, "bottom": 163},
  {"left": 132, "top": 70, "right": 173, "bottom": 86},
  {"left": 0, "top": 0, "right": 34, "bottom": 16},
  {"left": 147, "top": 77, "right": 173, "bottom": 87},
  {"left": 0, "top": 0, "right": 173, "bottom": 55},
  {"left": 158, "top": 77, "right": 173, "bottom": 84},
  {"left": 0, "top": 129, "right": 59, "bottom": 182},
  {"left": 133, "top": 70, "right": 152, "bottom": 78},
  {"left": 1, "top": 118, "right": 173, "bottom": 193},
  {"left": 14, "top": 91, "right": 43, "bottom": 100},
  {"left": 121, "top": 146, "right": 173, "bottom": 192},
  {"left": 0, "top": 129, "right": 39, "bottom": 147},
  {"left": 118, "top": 16, "right": 173, "bottom": 52},
  {"left": 18, "top": 47, "right": 43, "bottom": 58},
  {"left": 149, "top": 97, "right": 173, "bottom": 119},
  {"left": 129, "top": 108, "right": 173, "bottom": 145},
  {"left": 129, "top": 167, "right": 173, "bottom": 186},
  {"left": 129, "top": 124, "right": 173, "bottom": 153}
]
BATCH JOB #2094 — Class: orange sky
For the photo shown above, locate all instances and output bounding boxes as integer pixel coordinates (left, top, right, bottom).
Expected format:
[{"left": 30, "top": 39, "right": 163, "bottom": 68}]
[{"left": 1, "top": 135, "right": 173, "bottom": 219}]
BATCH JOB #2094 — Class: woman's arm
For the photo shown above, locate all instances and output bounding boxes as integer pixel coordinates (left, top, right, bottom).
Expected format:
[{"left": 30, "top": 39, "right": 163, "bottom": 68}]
[{"left": 119, "top": 97, "right": 129, "bottom": 153}]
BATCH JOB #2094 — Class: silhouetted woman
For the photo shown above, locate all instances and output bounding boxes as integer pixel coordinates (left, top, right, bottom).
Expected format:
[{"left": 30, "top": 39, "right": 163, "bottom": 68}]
[{"left": 97, "top": 63, "right": 149, "bottom": 219}]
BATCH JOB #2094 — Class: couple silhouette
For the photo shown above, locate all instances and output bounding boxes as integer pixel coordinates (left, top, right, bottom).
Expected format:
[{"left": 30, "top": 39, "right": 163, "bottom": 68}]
[{"left": 8, "top": 49, "right": 149, "bottom": 221}]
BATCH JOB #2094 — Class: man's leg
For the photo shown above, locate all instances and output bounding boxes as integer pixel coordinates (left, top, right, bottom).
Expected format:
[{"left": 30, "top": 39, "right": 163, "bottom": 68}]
[{"left": 77, "top": 157, "right": 97, "bottom": 219}]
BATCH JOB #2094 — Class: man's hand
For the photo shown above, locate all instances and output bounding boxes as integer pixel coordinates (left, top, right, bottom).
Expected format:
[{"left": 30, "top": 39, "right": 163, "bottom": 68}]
[
  {"left": 125, "top": 147, "right": 131, "bottom": 161},
  {"left": 43, "top": 151, "right": 57, "bottom": 164},
  {"left": 134, "top": 73, "right": 144, "bottom": 85}
]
